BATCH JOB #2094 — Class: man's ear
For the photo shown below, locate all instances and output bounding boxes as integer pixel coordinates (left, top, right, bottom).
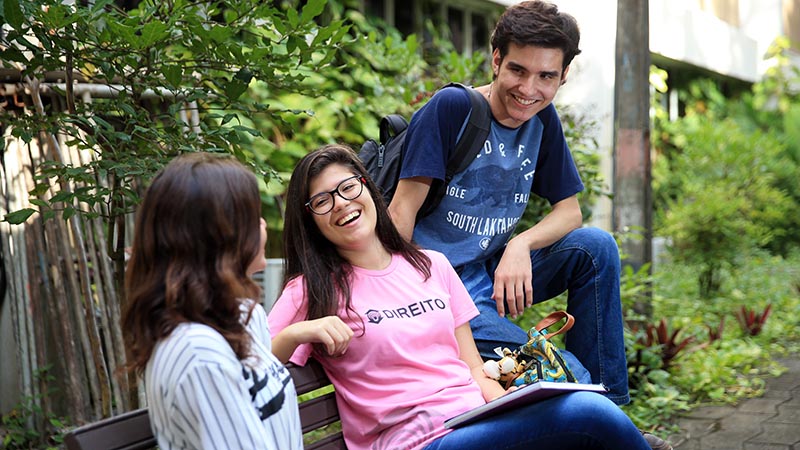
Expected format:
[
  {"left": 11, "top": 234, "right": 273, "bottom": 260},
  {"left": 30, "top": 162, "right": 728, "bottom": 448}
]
[
  {"left": 560, "top": 65, "right": 571, "bottom": 86},
  {"left": 492, "top": 48, "right": 502, "bottom": 77}
]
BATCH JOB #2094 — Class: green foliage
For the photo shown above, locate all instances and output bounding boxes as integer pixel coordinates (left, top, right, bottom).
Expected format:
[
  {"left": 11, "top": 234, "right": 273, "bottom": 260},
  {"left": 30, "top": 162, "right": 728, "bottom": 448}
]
[
  {"left": 1, "top": 0, "right": 348, "bottom": 252},
  {"left": 653, "top": 39, "right": 800, "bottom": 298},
  {"left": 670, "top": 339, "right": 776, "bottom": 405},
  {"left": 624, "top": 250, "right": 800, "bottom": 430},
  {"left": 244, "top": 8, "right": 490, "bottom": 170},
  {"left": 1, "top": 400, "right": 63, "bottom": 450},
  {"left": 653, "top": 77, "right": 796, "bottom": 295},
  {"left": 0, "top": 367, "right": 65, "bottom": 450}
]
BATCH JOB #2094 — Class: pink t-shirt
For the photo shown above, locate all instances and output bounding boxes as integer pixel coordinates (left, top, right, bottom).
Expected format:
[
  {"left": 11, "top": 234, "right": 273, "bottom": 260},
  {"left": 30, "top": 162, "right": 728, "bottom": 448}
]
[{"left": 268, "top": 250, "right": 485, "bottom": 450}]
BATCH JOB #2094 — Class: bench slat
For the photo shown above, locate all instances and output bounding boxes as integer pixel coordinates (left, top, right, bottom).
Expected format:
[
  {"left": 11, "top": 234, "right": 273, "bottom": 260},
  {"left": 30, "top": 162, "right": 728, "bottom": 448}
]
[
  {"left": 298, "top": 391, "right": 340, "bottom": 432},
  {"left": 288, "top": 359, "right": 331, "bottom": 394},
  {"left": 307, "top": 431, "right": 348, "bottom": 450},
  {"left": 63, "top": 408, "right": 156, "bottom": 450},
  {"left": 64, "top": 359, "right": 346, "bottom": 450}
]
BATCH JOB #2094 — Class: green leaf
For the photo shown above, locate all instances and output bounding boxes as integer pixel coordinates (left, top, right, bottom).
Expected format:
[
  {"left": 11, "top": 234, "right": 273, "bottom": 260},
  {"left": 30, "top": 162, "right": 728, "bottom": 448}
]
[
  {"left": 286, "top": 8, "right": 299, "bottom": 28},
  {"left": 107, "top": 21, "right": 137, "bottom": 45},
  {"left": 234, "top": 68, "right": 253, "bottom": 84},
  {"left": 29, "top": 184, "right": 50, "bottom": 196},
  {"left": 62, "top": 206, "right": 75, "bottom": 220},
  {"left": 224, "top": 78, "right": 249, "bottom": 101},
  {"left": 208, "top": 25, "right": 233, "bottom": 43},
  {"left": 163, "top": 65, "right": 182, "bottom": 87},
  {"left": 300, "top": 0, "right": 326, "bottom": 24},
  {"left": 92, "top": 116, "right": 113, "bottom": 130},
  {"left": 4, "top": 208, "right": 36, "bottom": 224},
  {"left": 232, "top": 125, "right": 261, "bottom": 137},
  {"left": 137, "top": 21, "right": 169, "bottom": 48},
  {"left": 50, "top": 190, "right": 74, "bottom": 203},
  {"left": 0, "top": 46, "right": 27, "bottom": 64},
  {"left": 119, "top": 103, "right": 137, "bottom": 116},
  {"left": 273, "top": 16, "right": 287, "bottom": 35},
  {"left": 311, "top": 23, "right": 336, "bottom": 47},
  {"left": 287, "top": 36, "right": 301, "bottom": 54},
  {"left": 2, "top": 0, "right": 24, "bottom": 30}
]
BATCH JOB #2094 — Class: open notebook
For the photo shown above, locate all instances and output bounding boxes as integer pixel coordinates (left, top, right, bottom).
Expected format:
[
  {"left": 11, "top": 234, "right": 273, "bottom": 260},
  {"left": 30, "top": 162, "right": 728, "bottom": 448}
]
[{"left": 444, "top": 381, "right": 608, "bottom": 429}]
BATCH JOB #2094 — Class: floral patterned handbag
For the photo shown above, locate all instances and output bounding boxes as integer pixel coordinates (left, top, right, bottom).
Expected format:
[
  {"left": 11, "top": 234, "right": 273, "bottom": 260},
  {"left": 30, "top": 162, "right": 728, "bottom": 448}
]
[{"left": 483, "top": 310, "right": 577, "bottom": 389}]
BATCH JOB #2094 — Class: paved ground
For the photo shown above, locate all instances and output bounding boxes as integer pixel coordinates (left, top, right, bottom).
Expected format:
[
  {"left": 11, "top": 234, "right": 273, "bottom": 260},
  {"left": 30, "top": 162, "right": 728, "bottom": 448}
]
[{"left": 666, "top": 355, "right": 800, "bottom": 450}]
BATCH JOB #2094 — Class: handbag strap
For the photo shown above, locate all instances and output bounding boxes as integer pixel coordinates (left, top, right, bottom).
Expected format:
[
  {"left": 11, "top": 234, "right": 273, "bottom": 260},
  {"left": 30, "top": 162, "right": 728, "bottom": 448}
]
[{"left": 533, "top": 310, "right": 575, "bottom": 339}]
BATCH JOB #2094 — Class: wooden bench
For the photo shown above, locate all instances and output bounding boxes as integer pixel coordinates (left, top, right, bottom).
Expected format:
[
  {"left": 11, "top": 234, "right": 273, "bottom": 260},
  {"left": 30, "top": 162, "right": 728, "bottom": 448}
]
[{"left": 63, "top": 359, "right": 345, "bottom": 450}]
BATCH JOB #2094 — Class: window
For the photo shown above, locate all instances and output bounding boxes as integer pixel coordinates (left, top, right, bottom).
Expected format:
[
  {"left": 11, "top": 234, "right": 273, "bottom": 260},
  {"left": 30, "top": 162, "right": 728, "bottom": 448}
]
[{"left": 363, "top": 0, "right": 503, "bottom": 54}]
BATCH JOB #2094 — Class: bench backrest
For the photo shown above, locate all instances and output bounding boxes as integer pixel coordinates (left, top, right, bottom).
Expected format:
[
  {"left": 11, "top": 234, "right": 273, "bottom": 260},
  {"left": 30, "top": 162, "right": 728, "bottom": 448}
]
[{"left": 63, "top": 359, "right": 345, "bottom": 450}]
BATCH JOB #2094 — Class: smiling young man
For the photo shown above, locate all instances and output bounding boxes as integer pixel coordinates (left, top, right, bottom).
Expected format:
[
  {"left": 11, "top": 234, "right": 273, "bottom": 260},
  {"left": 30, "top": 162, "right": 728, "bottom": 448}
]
[{"left": 388, "top": 2, "right": 671, "bottom": 449}]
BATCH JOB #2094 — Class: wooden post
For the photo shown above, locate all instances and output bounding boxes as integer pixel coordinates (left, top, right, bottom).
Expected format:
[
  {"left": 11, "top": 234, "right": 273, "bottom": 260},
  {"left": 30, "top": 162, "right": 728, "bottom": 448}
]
[{"left": 613, "top": 0, "right": 653, "bottom": 310}]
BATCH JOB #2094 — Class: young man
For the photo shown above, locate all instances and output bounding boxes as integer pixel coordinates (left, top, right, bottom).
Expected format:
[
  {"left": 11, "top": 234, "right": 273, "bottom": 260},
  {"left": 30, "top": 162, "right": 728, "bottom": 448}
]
[{"left": 389, "top": 2, "right": 671, "bottom": 449}]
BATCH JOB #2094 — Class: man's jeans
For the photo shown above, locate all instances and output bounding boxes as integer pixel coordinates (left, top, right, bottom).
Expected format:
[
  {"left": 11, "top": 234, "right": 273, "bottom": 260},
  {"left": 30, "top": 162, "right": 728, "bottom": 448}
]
[{"left": 459, "top": 227, "right": 630, "bottom": 406}]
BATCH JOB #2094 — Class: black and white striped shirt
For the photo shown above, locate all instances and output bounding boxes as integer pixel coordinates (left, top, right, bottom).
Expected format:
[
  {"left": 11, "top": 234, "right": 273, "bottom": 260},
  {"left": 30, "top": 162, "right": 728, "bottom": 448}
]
[{"left": 145, "top": 302, "right": 302, "bottom": 450}]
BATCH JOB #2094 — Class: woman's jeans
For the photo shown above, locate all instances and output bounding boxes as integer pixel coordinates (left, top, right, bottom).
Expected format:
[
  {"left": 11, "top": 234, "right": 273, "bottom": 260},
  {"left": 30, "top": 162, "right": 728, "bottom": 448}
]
[
  {"left": 458, "top": 227, "right": 630, "bottom": 405},
  {"left": 422, "top": 391, "right": 649, "bottom": 450}
]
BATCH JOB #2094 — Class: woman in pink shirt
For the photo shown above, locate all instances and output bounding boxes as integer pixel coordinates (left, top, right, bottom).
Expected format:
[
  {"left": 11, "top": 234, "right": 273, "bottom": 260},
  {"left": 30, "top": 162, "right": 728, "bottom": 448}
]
[{"left": 269, "top": 144, "right": 649, "bottom": 450}]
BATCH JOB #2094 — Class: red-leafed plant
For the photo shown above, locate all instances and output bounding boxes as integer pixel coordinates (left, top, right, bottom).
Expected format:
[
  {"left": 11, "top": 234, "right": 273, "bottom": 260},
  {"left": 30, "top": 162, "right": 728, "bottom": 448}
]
[
  {"left": 707, "top": 316, "right": 725, "bottom": 343},
  {"left": 735, "top": 304, "right": 772, "bottom": 336},
  {"left": 632, "top": 318, "right": 699, "bottom": 370}
]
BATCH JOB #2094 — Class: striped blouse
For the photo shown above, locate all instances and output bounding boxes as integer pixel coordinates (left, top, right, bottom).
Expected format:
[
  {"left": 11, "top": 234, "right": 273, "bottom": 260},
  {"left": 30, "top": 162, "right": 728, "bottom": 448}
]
[{"left": 144, "top": 301, "right": 302, "bottom": 450}]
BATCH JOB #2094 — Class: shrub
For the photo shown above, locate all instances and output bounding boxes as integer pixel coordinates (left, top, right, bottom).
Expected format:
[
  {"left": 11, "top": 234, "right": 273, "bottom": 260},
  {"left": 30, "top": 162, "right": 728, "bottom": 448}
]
[{"left": 655, "top": 116, "right": 793, "bottom": 296}]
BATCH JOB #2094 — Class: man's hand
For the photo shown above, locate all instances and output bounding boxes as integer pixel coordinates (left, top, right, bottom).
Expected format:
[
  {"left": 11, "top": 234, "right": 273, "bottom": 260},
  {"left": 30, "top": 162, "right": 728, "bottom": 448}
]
[
  {"left": 490, "top": 196, "right": 582, "bottom": 318},
  {"left": 491, "top": 238, "right": 533, "bottom": 318}
]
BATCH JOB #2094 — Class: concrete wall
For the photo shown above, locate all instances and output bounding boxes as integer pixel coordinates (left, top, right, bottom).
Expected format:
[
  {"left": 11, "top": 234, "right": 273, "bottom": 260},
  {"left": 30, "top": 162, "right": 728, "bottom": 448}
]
[
  {"left": 259, "top": 258, "right": 285, "bottom": 313},
  {"left": 551, "top": 0, "right": 618, "bottom": 231}
]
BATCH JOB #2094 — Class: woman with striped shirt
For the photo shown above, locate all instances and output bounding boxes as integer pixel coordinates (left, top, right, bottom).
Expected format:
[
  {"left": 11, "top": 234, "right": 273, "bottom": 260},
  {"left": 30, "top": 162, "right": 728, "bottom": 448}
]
[{"left": 122, "top": 152, "right": 302, "bottom": 450}]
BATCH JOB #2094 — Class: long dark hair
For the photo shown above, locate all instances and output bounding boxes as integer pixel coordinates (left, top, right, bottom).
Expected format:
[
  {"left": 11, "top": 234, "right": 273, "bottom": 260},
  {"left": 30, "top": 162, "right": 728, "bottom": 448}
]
[
  {"left": 283, "top": 144, "right": 431, "bottom": 324},
  {"left": 122, "top": 152, "right": 263, "bottom": 374}
]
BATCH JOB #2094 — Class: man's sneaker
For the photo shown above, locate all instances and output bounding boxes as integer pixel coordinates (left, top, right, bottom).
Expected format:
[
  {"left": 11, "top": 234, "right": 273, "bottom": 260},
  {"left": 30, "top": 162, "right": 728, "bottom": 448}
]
[{"left": 641, "top": 430, "right": 673, "bottom": 450}]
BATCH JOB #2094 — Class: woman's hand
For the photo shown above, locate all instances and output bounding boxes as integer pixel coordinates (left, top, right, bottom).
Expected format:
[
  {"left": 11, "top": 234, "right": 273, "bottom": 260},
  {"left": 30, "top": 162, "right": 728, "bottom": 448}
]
[
  {"left": 272, "top": 316, "right": 353, "bottom": 362},
  {"left": 290, "top": 316, "right": 354, "bottom": 356},
  {"left": 490, "top": 385, "right": 521, "bottom": 401}
]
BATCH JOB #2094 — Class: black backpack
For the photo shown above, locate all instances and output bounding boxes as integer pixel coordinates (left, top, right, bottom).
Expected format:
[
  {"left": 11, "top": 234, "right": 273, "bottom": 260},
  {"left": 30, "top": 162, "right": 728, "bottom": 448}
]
[{"left": 358, "top": 82, "right": 491, "bottom": 220}]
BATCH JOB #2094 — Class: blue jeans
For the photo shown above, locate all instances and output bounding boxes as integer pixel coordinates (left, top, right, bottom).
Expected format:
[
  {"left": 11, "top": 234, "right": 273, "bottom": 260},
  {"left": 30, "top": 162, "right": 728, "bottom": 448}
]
[
  {"left": 459, "top": 227, "right": 630, "bottom": 405},
  {"left": 422, "top": 391, "right": 649, "bottom": 450}
]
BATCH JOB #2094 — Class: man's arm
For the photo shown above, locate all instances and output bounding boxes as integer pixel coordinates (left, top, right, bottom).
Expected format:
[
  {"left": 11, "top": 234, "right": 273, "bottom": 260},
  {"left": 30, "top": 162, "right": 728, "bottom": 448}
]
[
  {"left": 492, "top": 195, "right": 583, "bottom": 318},
  {"left": 388, "top": 176, "right": 432, "bottom": 242}
]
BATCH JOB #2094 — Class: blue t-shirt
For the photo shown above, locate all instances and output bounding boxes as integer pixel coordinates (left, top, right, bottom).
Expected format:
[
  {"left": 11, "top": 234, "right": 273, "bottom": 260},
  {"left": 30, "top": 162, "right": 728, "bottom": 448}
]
[{"left": 400, "top": 86, "right": 584, "bottom": 267}]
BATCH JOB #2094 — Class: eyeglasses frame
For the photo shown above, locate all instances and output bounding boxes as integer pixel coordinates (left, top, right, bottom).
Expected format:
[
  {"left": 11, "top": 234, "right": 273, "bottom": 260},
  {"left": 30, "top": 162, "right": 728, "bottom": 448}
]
[{"left": 305, "top": 175, "right": 367, "bottom": 215}]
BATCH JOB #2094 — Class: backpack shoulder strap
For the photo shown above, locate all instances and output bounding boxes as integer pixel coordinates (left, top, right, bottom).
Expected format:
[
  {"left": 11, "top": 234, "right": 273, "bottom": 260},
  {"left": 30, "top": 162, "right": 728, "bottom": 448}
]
[
  {"left": 442, "top": 82, "right": 492, "bottom": 178},
  {"left": 414, "top": 82, "right": 492, "bottom": 220},
  {"left": 379, "top": 114, "right": 408, "bottom": 144}
]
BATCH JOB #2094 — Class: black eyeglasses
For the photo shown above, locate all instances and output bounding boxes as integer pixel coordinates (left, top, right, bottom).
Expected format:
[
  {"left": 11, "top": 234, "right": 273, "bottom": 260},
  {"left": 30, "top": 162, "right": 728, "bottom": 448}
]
[{"left": 305, "top": 175, "right": 366, "bottom": 215}]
